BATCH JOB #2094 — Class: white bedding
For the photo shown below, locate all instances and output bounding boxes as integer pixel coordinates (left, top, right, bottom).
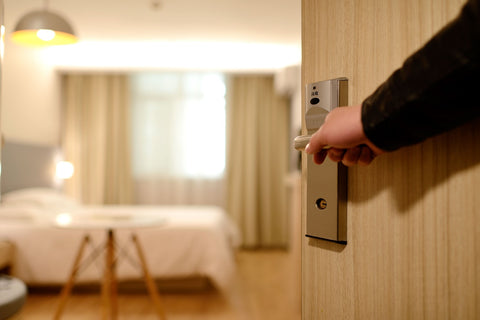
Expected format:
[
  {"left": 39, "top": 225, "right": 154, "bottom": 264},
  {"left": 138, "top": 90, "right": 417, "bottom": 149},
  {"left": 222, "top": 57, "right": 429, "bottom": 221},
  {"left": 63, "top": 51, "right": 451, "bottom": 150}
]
[{"left": 0, "top": 189, "right": 240, "bottom": 291}]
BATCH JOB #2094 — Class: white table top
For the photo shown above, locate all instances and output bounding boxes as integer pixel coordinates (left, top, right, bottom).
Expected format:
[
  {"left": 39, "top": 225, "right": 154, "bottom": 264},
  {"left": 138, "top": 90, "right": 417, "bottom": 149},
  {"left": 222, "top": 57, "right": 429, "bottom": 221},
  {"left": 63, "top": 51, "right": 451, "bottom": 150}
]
[{"left": 53, "top": 211, "right": 167, "bottom": 230}]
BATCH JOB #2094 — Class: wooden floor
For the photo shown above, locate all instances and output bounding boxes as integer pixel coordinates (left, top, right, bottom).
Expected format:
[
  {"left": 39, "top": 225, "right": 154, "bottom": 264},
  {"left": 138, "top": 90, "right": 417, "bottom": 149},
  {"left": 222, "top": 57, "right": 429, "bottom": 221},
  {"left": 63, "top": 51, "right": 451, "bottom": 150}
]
[{"left": 17, "top": 250, "right": 301, "bottom": 320}]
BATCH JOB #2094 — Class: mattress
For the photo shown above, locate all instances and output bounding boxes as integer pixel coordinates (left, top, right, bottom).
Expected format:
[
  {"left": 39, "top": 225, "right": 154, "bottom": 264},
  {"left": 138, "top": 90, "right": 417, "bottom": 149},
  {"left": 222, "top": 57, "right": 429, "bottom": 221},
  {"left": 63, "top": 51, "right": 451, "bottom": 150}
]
[{"left": 0, "top": 189, "right": 240, "bottom": 291}]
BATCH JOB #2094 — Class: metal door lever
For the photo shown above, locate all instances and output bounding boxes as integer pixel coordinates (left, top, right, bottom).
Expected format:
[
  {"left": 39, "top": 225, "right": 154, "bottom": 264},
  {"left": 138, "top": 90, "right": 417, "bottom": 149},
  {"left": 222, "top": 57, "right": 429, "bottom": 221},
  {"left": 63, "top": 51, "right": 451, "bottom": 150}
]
[
  {"left": 294, "top": 134, "right": 331, "bottom": 151},
  {"left": 294, "top": 135, "right": 312, "bottom": 151}
]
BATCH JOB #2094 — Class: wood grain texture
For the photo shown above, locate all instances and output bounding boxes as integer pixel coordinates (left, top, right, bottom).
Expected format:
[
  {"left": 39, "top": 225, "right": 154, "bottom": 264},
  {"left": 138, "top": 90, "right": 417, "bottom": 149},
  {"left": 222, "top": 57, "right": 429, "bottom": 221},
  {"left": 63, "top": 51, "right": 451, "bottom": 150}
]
[{"left": 302, "top": 0, "right": 480, "bottom": 319}]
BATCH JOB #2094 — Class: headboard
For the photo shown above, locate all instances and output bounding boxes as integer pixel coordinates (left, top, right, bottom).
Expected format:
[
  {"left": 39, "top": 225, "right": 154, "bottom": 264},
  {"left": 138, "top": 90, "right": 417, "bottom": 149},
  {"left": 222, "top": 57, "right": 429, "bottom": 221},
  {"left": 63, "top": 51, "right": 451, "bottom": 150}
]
[{"left": 1, "top": 141, "right": 60, "bottom": 194}]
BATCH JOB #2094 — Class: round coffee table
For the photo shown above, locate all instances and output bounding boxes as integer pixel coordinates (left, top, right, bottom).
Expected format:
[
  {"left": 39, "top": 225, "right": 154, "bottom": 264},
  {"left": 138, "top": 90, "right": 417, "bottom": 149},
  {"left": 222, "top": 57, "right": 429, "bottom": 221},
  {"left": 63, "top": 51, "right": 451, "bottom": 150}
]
[{"left": 52, "top": 211, "right": 167, "bottom": 320}]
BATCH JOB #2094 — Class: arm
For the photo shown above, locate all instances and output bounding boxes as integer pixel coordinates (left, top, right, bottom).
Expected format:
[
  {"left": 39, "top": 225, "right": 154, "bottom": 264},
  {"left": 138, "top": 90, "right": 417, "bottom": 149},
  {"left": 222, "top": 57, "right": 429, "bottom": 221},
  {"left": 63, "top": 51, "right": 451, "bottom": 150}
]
[
  {"left": 362, "top": 0, "right": 480, "bottom": 151},
  {"left": 306, "top": 0, "right": 480, "bottom": 165}
]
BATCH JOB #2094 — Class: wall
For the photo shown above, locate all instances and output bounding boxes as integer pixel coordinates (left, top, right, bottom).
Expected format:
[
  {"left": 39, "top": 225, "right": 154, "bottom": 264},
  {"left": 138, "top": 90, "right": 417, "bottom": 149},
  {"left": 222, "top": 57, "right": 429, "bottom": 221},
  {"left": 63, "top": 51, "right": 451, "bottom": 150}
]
[{"left": 302, "top": 0, "right": 480, "bottom": 319}]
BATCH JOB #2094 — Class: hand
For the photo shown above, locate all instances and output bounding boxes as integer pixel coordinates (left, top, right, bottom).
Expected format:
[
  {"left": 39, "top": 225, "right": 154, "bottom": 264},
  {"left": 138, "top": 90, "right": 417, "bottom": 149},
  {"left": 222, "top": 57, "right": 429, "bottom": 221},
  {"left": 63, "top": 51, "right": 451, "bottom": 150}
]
[{"left": 305, "top": 104, "right": 385, "bottom": 166}]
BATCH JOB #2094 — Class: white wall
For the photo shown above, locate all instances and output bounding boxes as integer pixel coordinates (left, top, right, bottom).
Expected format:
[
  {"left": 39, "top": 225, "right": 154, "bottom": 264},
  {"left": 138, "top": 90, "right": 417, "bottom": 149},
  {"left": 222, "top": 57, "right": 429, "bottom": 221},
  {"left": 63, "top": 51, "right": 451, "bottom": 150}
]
[{"left": 2, "top": 45, "right": 61, "bottom": 145}]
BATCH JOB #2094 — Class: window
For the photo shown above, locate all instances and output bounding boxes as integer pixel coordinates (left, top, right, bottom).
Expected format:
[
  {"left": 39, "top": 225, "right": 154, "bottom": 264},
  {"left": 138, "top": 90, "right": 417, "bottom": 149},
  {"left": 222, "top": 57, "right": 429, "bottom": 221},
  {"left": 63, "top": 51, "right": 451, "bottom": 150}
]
[{"left": 130, "top": 73, "right": 226, "bottom": 179}]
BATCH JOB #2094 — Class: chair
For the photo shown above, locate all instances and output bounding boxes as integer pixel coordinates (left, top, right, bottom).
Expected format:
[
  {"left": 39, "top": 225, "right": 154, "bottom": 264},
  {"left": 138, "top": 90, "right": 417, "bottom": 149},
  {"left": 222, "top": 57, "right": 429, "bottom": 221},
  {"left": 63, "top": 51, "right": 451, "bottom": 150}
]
[{"left": 0, "top": 275, "right": 27, "bottom": 320}]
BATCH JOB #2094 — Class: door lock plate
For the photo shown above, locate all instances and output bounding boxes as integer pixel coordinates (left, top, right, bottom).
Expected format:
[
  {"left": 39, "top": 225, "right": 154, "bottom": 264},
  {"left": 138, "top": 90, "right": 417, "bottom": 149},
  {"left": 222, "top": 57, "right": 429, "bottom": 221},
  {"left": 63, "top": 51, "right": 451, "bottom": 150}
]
[{"left": 303, "top": 78, "right": 348, "bottom": 244}]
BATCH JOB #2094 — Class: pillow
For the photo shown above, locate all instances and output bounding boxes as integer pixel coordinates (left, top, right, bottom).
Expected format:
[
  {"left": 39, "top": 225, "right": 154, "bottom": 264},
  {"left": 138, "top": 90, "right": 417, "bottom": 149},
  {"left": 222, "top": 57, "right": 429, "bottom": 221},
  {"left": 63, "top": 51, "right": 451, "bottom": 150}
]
[
  {"left": 0, "top": 205, "right": 38, "bottom": 221},
  {"left": 1, "top": 188, "right": 79, "bottom": 210}
]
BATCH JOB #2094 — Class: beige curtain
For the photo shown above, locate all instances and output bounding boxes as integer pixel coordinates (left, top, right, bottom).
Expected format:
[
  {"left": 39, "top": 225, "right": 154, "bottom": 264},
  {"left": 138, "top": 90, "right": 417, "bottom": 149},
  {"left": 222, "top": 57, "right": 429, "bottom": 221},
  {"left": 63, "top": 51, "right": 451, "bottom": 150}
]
[
  {"left": 61, "top": 74, "right": 133, "bottom": 204},
  {"left": 226, "top": 75, "right": 290, "bottom": 248}
]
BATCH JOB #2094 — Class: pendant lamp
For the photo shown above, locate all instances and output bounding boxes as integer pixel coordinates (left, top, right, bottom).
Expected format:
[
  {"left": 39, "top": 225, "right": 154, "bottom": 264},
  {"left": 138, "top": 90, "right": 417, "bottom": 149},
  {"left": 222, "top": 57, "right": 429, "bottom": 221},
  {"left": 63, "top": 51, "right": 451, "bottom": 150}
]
[{"left": 12, "top": 1, "right": 77, "bottom": 46}]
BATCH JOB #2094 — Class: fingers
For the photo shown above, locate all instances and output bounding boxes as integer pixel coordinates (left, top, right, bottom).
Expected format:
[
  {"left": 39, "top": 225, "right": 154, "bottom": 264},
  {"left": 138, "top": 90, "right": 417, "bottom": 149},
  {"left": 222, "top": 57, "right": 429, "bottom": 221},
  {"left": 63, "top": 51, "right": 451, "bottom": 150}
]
[
  {"left": 305, "top": 127, "right": 327, "bottom": 155},
  {"left": 313, "top": 149, "right": 328, "bottom": 164},
  {"left": 357, "top": 146, "right": 376, "bottom": 166},
  {"left": 311, "top": 145, "right": 377, "bottom": 166},
  {"left": 340, "top": 147, "right": 361, "bottom": 166},
  {"left": 327, "top": 148, "right": 346, "bottom": 162},
  {"left": 341, "top": 146, "right": 375, "bottom": 166}
]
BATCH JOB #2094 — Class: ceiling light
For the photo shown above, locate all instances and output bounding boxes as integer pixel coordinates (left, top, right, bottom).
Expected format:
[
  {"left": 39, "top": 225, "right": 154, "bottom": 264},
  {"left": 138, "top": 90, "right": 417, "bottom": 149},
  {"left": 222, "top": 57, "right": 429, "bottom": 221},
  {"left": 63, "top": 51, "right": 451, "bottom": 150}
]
[{"left": 12, "top": 5, "right": 77, "bottom": 47}]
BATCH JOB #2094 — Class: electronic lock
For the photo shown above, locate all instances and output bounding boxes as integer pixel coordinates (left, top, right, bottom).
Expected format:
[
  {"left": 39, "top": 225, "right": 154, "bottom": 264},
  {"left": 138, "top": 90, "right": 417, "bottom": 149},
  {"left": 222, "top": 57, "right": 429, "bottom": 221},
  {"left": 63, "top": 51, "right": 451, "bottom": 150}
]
[{"left": 295, "top": 78, "right": 348, "bottom": 244}]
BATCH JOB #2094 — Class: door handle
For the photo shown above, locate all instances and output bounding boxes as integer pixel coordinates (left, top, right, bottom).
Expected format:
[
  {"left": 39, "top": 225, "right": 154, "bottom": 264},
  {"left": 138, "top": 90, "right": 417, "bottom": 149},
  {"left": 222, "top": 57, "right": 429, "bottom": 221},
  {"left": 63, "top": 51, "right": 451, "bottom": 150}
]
[
  {"left": 298, "top": 78, "right": 348, "bottom": 244},
  {"left": 294, "top": 135, "right": 312, "bottom": 151},
  {"left": 294, "top": 134, "right": 332, "bottom": 151}
]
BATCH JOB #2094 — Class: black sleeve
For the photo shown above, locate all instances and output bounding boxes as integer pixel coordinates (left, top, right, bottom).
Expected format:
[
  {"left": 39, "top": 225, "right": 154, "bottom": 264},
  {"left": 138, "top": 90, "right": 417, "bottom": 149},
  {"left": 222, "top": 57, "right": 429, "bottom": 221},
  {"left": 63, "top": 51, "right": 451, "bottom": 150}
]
[{"left": 361, "top": 0, "right": 480, "bottom": 151}]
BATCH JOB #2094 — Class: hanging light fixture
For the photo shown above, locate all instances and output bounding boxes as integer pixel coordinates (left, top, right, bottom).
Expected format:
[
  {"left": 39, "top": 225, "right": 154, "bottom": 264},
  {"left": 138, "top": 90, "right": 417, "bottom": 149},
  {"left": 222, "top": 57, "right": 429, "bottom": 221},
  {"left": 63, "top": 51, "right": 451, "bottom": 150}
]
[{"left": 11, "top": 0, "right": 77, "bottom": 46}]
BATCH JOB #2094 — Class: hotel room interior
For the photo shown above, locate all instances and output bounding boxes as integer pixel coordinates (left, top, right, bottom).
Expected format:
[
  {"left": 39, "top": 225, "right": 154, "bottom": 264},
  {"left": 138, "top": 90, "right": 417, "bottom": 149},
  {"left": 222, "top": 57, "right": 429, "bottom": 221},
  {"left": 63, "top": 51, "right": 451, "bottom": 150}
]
[{"left": 0, "top": 0, "right": 302, "bottom": 319}]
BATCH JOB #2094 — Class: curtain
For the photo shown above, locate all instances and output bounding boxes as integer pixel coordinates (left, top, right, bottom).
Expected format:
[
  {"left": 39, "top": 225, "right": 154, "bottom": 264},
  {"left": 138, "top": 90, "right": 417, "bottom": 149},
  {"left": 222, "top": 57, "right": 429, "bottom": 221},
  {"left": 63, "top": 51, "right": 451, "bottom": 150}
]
[
  {"left": 129, "top": 72, "right": 226, "bottom": 208},
  {"left": 61, "top": 74, "right": 133, "bottom": 204},
  {"left": 226, "top": 75, "right": 290, "bottom": 248}
]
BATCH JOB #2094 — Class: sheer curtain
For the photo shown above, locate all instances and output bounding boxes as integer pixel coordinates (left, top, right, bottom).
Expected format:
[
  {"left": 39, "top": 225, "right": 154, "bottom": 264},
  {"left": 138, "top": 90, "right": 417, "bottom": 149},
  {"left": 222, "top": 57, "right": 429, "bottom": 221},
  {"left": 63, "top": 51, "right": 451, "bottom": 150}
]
[
  {"left": 61, "top": 74, "right": 133, "bottom": 204},
  {"left": 130, "top": 73, "right": 226, "bottom": 207},
  {"left": 226, "top": 75, "right": 290, "bottom": 248}
]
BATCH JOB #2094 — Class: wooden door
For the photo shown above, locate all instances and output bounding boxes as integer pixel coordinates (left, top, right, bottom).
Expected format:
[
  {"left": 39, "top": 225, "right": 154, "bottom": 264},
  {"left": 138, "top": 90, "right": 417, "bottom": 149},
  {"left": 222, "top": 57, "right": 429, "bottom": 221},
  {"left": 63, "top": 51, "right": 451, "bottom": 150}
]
[{"left": 301, "top": 0, "right": 480, "bottom": 319}]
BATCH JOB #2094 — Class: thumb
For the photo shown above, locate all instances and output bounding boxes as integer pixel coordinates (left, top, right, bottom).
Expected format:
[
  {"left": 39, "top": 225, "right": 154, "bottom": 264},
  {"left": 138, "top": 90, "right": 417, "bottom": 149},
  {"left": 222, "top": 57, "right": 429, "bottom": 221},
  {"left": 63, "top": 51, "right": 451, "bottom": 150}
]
[{"left": 305, "top": 126, "right": 327, "bottom": 154}]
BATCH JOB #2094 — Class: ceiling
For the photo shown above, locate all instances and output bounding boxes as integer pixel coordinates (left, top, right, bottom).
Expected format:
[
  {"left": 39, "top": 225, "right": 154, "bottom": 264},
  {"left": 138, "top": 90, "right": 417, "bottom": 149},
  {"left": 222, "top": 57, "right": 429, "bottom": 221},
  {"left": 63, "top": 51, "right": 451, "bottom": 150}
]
[{"left": 4, "top": 0, "right": 301, "bottom": 71}]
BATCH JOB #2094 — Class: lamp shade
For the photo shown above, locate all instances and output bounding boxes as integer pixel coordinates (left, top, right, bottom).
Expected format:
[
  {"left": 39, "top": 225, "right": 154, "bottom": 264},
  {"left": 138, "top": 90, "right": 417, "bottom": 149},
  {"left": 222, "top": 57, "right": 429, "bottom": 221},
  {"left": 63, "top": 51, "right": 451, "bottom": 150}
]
[{"left": 12, "top": 10, "right": 77, "bottom": 46}]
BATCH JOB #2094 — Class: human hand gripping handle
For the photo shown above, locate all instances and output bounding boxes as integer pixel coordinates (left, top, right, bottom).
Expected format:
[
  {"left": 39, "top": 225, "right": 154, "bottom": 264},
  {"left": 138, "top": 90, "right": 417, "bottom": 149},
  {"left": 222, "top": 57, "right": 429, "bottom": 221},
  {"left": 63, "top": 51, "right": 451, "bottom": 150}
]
[{"left": 304, "top": 104, "right": 385, "bottom": 166}]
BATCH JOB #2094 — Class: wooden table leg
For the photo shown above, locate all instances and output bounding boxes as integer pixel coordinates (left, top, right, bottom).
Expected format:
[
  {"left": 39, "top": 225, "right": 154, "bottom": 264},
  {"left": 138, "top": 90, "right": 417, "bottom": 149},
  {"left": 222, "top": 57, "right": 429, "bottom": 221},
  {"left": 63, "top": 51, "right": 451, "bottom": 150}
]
[
  {"left": 54, "top": 235, "right": 90, "bottom": 320},
  {"left": 132, "top": 234, "right": 167, "bottom": 320},
  {"left": 102, "top": 229, "right": 118, "bottom": 320}
]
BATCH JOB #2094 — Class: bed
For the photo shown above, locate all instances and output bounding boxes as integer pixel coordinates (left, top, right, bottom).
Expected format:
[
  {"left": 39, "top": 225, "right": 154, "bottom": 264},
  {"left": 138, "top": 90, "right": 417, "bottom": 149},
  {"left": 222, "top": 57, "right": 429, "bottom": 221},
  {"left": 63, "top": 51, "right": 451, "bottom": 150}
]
[
  {"left": 0, "top": 188, "right": 240, "bottom": 291},
  {"left": 0, "top": 141, "right": 240, "bottom": 292}
]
